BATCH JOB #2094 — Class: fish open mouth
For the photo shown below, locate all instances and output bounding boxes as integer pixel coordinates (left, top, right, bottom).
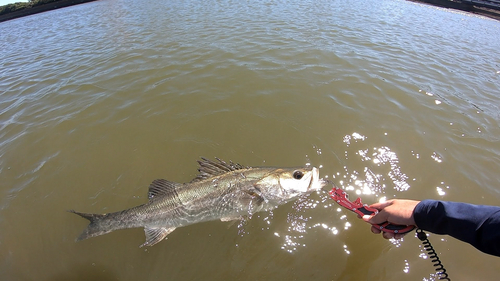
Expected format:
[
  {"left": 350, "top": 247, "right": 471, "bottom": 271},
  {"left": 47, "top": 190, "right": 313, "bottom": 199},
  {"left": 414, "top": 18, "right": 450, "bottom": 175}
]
[{"left": 308, "top": 167, "right": 326, "bottom": 191}]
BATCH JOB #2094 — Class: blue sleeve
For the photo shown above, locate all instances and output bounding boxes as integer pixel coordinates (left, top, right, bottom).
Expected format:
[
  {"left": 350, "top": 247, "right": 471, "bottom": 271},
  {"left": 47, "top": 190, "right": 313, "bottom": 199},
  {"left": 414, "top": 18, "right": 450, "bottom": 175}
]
[{"left": 414, "top": 200, "right": 500, "bottom": 257}]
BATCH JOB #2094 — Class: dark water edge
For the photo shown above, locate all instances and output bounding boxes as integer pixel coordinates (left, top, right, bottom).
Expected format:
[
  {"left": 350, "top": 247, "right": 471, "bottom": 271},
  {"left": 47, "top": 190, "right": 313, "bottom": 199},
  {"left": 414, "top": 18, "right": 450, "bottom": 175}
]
[
  {"left": 0, "top": 0, "right": 97, "bottom": 22},
  {"left": 1, "top": 0, "right": 499, "bottom": 24},
  {"left": 409, "top": 0, "right": 500, "bottom": 21}
]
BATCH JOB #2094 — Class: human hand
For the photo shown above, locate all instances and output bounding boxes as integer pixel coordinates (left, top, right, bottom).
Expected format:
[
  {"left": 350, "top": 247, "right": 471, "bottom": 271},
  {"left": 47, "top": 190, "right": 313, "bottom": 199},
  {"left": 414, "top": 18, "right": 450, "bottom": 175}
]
[{"left": 362, "top": 199, "right": 420, "bottom": 239}]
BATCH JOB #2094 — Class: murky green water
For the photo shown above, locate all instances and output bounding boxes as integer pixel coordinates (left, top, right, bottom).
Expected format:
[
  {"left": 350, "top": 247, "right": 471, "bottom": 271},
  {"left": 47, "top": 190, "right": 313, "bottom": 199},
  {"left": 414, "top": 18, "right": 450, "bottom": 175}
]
[{"left": 1, "top": 0, "right": 500, "bottom": 280}]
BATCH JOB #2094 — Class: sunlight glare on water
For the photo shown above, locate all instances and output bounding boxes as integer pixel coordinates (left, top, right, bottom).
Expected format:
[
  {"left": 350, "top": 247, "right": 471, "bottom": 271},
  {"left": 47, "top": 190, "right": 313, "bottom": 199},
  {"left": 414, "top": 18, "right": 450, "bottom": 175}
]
[
  {"left": 335, "top": 133, "right": 411, "bottom": 195},
  {"left": 275, "top": 132, "right": 414, "bottom": 254},
  {"left": 1, "top": 0, "right": 499, "bottom": 280}
]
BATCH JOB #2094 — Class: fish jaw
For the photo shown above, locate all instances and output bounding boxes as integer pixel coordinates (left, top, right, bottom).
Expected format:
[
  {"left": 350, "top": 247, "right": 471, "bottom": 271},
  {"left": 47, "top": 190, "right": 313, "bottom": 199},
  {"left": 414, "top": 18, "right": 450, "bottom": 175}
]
[
  {"left": 308, "top": 167, "right": 326, "bottom": 191},
  {"left": 280, "top": 167, "right": 325, "bottom": 193},
  {"left": 71, "top": 158, "right": 328, "bottom": 247},
  {"left": 262, "top": 166, "right": 325, "bottom": 203}
]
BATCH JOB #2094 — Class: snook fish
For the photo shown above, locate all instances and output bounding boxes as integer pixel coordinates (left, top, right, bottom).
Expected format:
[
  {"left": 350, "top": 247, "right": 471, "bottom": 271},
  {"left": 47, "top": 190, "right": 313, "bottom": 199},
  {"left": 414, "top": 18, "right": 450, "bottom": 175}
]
[{"left": 70, "top": 157, "right": 326, "bottom": 247}]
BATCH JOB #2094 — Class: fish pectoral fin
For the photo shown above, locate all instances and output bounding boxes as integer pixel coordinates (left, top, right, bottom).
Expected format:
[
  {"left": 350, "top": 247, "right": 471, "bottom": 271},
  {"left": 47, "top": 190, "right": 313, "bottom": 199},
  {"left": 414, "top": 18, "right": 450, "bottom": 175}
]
[
  {"left": 243, "top": 190, "right": 265, "bottom": 205},
  {"left": 140, "top": 227, "right": 176, "bottom": 247}
]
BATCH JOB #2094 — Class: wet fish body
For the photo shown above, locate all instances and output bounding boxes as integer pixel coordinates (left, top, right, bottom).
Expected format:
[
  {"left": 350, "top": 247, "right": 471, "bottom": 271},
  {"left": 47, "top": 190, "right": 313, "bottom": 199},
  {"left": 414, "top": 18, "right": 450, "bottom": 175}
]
[{"left": 70, "top": 157, "right": 326, "bottom": 247}]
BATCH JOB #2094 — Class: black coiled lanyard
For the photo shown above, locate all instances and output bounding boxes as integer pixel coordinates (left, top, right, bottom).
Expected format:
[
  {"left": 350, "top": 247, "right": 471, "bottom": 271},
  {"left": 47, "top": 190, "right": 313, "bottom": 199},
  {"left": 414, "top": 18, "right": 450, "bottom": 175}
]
[
  {"left": 328, "top": 187, "right": 451, "bottom": 279},
  {"left": 416, "top": 229, "right": 450, "bottom": 280}
]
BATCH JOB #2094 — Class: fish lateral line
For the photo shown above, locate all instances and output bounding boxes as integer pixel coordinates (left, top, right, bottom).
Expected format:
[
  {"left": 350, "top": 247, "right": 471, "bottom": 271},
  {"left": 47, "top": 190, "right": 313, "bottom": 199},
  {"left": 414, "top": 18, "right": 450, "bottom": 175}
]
[{"left": 70, "top": 157, "right": 326, "bottom": 247}]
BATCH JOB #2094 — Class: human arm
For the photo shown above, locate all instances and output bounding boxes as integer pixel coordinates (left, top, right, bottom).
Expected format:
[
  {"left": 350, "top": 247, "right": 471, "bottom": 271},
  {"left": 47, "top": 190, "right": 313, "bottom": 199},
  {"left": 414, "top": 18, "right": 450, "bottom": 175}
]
[
  {"left": 364, "top": 199, "right": 500, "bottom": 257},
  {"left": 414, "top": 200, "right": 500, "bottom": 257}
]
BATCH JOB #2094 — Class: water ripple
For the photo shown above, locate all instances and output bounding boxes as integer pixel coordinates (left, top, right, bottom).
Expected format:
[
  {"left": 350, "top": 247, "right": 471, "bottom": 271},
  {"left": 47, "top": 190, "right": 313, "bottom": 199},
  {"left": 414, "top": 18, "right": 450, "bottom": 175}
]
[{"left": 1, "top": 0, "right": 500, "bottom": 280}]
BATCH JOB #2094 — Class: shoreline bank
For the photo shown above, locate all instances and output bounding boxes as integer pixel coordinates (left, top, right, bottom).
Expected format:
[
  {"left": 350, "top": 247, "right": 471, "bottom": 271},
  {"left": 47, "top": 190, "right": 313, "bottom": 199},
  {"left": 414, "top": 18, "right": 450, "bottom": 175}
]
[
  {"left": 0, "top": 0, "right": 499, "bottom": 24},
  {"left": 408, "top": 0, "right": 500, "bottom": 21},
  {"left": 0, "top": 0, "right": 97, "bottom": 23}
]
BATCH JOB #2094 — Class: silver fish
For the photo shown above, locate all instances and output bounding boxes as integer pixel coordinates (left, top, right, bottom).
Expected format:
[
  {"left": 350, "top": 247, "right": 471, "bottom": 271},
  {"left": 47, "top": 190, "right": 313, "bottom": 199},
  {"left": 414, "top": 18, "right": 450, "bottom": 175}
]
[{"left": 70, "top": 157, "right": 326, "bottom": 247}]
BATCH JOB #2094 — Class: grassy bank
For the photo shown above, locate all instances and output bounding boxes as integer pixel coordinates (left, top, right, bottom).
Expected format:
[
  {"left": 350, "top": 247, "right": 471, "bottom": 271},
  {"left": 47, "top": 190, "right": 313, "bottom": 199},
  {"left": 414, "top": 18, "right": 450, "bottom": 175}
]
[
  {"left": 1, "top": 0, "right": 59, "bottom": 16},
  {"left": 0, "top": 0, "right": 96, "bottom": 22}
]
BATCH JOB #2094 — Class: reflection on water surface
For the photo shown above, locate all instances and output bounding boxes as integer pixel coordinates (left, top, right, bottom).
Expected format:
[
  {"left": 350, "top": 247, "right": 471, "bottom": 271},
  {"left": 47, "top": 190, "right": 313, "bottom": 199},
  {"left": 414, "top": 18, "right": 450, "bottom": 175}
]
[{"left": 1, "top": 0, "right": 499, "bottom": 280}]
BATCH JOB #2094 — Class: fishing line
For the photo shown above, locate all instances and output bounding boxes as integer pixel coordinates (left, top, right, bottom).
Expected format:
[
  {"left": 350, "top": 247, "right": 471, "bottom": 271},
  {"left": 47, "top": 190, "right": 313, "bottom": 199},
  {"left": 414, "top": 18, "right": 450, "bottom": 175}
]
[{"left": 416, "top": 228, "right": 450, "bottom": 280}]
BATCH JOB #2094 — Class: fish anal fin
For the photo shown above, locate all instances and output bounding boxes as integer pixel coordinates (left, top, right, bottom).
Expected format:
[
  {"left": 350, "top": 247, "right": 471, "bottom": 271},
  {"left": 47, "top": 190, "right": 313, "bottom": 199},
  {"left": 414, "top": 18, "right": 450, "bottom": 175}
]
[
  {"left": 148, "top": 179, "right": 181, "bottom": 201},
  {"left": 140, "top": 227, "right": 176, "bottom": 247}
]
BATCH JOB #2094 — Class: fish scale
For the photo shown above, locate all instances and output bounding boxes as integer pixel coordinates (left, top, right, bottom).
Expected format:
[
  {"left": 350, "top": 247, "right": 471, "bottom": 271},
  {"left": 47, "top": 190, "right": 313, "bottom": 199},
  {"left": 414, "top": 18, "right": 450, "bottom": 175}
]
[{"left": 70, "top": 157, "right": 326, "bottom": 247}]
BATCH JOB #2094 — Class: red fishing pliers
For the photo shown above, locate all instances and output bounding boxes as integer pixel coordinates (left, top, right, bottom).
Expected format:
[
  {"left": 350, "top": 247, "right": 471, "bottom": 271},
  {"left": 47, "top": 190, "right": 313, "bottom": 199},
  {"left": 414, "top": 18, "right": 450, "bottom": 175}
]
[{"left": 329, "top": 187, "right": 415, "bottom": 234}]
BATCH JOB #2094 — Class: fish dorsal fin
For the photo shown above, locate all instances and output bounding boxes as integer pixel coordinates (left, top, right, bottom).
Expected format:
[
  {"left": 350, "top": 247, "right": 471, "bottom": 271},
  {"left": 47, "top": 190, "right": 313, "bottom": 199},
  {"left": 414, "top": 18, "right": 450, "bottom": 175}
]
[
  {"left": 191, "top": 157, "right": 249, "bottom": 182},
  {"left": 148, "top": 179, "right": 181, "bottom": 200}
]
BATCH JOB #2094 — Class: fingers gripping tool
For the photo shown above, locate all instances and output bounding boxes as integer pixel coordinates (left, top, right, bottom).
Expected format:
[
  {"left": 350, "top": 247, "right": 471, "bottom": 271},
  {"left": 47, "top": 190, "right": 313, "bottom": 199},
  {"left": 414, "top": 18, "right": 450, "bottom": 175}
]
[{"left": 329, "top": 187, "right": 415, "bottom": 234}]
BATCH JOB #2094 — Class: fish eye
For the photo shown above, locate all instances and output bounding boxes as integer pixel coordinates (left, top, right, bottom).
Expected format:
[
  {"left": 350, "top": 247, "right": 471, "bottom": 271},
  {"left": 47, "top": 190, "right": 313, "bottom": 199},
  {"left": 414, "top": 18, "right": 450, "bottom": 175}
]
[{"left": 293, "top": 170, "right": 304, "bottom": 180}]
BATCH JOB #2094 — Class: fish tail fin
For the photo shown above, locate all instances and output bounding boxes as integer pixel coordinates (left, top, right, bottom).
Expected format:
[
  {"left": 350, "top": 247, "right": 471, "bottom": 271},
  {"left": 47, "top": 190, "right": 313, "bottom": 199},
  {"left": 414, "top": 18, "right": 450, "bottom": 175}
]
[{"left": 68, "top": 210, "right": 113, "bottom": 241}]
